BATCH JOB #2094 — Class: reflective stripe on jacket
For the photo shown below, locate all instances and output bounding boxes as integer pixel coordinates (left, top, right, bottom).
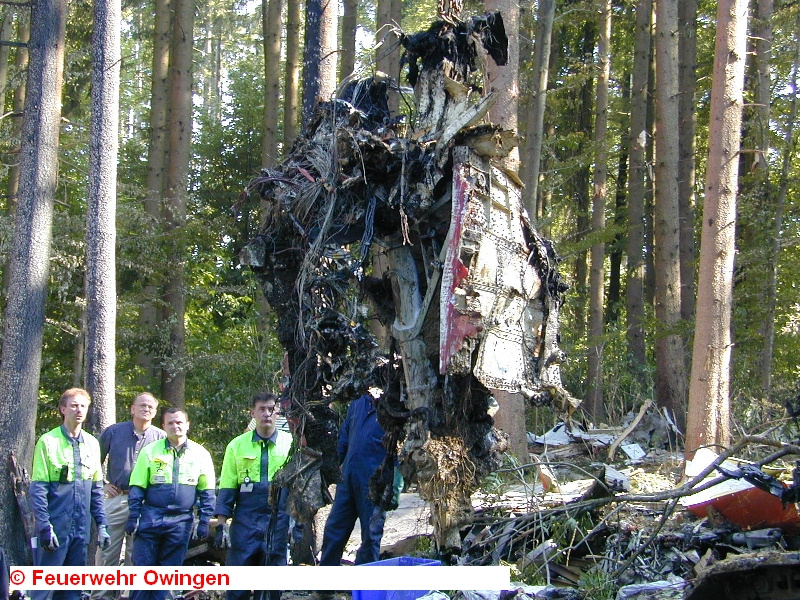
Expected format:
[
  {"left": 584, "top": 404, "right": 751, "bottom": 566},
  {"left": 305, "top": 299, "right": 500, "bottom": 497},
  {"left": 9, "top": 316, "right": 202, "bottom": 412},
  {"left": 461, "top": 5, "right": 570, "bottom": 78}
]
[
  {"left": 29, "top": 425, "right": 106, "bottom": 540},
  {"left": 128, "top": 438, "right": 216, "bottom": 530},
  {"left": 215, "top": 429, "right": 292, "bottom": 520}
]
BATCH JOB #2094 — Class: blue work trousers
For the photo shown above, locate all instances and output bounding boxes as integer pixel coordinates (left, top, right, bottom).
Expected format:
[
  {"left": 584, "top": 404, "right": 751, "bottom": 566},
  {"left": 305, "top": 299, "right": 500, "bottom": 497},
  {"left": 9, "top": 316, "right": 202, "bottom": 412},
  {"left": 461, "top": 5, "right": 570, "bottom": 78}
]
[
  {"left": 319, "top": 470, "right": 386, "bottom": 565},
  {"left": 32, "top": 533, "right": 89, "bottom": 600},
  {"left": 130, "top": 519, "right": 192, "bottom": 600},
  {"left": 225, "top": 514, "right": 289, "bottom": 600}
]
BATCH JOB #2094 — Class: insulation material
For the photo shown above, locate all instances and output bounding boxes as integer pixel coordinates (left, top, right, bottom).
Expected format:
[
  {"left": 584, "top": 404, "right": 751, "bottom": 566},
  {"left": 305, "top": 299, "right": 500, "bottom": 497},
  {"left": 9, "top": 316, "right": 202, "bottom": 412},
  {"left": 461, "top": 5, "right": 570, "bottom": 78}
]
[{"left": 440, "top": 150, "right": 547, "bottom": 393}]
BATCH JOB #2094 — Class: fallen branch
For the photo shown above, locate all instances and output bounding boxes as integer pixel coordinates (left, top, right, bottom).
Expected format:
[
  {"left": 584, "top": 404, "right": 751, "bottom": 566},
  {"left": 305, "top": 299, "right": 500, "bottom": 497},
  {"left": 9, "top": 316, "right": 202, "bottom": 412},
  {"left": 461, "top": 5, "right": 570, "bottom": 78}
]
[
  {"left": 607, "top": 399, "right": 653, "bottom": 461},
  {"left": 610, "top": 497, "right": 680, "bottom": 579}
]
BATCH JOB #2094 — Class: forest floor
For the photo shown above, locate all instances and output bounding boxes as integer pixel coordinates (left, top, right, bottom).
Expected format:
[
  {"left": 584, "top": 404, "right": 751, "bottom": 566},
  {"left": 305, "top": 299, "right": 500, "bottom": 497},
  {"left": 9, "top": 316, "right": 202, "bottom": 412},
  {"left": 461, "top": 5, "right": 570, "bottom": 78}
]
[
  {"left": 184, "top": 415, "right": 800, "bottom": 600},
  {"left": 281, "top": 418, "right": 800, "bottom": 600}
]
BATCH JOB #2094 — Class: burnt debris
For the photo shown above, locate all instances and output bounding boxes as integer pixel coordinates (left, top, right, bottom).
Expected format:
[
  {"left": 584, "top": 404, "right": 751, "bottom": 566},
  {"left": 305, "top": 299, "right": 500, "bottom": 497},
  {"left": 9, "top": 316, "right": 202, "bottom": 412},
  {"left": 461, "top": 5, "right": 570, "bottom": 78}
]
[{"left": 240, "top": 12, "right": 575, "bottom": 550}]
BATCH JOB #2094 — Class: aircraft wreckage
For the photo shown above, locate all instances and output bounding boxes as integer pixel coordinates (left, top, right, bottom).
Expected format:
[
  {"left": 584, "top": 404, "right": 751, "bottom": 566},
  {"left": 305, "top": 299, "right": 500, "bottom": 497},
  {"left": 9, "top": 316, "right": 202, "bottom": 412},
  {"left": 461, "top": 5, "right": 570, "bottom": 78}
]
[{"left": 239, "top": 13, "right": 578, "bottom": 556}]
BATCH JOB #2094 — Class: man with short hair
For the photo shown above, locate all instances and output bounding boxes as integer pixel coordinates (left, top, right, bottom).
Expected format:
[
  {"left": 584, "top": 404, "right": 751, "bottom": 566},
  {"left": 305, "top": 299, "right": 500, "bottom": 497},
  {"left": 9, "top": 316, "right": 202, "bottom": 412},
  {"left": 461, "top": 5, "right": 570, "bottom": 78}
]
[
  {"left": 30, "top": 388, "right": 110, "bottom": 600},
  {"left": 214, "top": 392, "right": 293, "bottom": 600},
  {"left": 92, "top": 392, "right": 166, "bottom": 599},
  {"left": 126, "top": 407, "right": 215, "bottom": 600}
]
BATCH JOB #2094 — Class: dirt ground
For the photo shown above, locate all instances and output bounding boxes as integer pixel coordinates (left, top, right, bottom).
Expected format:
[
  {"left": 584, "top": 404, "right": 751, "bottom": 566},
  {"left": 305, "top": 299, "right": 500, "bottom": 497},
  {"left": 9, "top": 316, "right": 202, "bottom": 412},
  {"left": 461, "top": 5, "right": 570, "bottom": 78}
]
[{"left": 324, "top": 492, "right": 434, "bottom": 563}]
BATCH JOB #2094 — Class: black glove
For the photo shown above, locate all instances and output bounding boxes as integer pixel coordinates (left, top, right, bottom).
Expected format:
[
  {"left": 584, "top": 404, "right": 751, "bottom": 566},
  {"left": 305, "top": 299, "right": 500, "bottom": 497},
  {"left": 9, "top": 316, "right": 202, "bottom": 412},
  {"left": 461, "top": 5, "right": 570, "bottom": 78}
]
[
  {"left": 40, "top": 525, "right": 60, "bottom": 552},
  {"left": 125, "top": 518, "right": 138, "bottom": 536},
  {"left": 213, "top": 522, "right": 231, "bottom": 548},
  {"left": 193, "top": 521, "right": 210, "bottom": 540}
]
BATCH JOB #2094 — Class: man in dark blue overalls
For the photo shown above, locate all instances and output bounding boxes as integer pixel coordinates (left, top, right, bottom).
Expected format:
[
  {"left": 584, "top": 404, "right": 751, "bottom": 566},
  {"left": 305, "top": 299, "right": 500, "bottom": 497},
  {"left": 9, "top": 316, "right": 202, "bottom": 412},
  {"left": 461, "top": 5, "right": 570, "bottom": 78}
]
[
  {"left": 30, "top": 387, "right": 110, "bottom": 600},
  {"left": 126, "top": 407, "right": 216, "bottom": 600},
  {"left": 214, "top": 392, "right": 292, "bottom": 600},
  {"left": 319, "top": 388, "right": 387, "bottom": 565}
]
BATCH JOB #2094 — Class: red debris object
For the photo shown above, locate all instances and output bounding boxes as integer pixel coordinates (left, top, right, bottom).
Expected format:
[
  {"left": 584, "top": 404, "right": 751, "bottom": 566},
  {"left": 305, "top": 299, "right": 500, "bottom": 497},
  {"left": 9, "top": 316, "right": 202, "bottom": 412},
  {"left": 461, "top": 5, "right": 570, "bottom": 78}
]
[
  {"left": 682, "top": 449, "right": 800, "bottom": 534},
  {"left": 685, "top": 482, "right": 800, "bottom": 534}
]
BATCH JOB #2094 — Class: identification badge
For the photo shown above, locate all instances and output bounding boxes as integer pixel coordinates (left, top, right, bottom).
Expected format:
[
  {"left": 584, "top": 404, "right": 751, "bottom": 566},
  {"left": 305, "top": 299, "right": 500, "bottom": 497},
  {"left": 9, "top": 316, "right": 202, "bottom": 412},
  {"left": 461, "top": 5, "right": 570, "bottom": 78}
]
[
  {"left": 153, "top": 474, "right": 166, "bottom": 484},
  {"left": 240, "top": 482, "right": 254, "bottom": 492}
]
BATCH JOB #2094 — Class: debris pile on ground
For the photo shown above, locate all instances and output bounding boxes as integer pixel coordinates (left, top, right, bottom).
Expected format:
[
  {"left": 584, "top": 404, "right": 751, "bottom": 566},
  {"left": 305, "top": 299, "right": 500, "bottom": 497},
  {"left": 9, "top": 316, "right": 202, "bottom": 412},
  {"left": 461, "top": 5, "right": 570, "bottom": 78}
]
[
  {"left": 182, "top": 436, "right": 800, "bottom": 600},
  {"left": 305, "top": 428, "right": 800, "bottom": 598},
  {"left": 453, "top": 433, "right": 800, "bottom": 598}
]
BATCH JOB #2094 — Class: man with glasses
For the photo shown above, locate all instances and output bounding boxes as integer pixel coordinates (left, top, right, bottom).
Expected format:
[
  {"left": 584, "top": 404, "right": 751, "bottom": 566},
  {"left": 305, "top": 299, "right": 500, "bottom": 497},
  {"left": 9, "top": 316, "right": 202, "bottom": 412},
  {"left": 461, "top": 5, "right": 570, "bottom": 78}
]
[
  {"left": 93, "top": 393, "right": 166, "bottom": 598},
  {"left": 213, "top": 392, "right": 293, "bottom": 600}
]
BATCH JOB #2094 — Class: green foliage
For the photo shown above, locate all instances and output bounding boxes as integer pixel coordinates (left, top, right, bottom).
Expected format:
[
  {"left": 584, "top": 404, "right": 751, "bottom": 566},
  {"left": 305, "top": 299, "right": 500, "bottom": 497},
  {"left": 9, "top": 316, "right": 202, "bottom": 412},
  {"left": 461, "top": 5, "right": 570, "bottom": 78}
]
[
  {"left": 547, "top": 511, "right": 594, "bottom": 549},
  {"left": 577, "top": 566, "right": 617, "bottom": 600},
  {"left": 409, "top": 534, "right": 435, "bottom": 558},
  {"left": 478, "top": 453, "right": 527, "bottom": 502},
  {"left": 402, "top": 0, "right": 437, "bottom": 35},
  {"left": 507, "top": 561, "right": 547, "bottom": 588}
]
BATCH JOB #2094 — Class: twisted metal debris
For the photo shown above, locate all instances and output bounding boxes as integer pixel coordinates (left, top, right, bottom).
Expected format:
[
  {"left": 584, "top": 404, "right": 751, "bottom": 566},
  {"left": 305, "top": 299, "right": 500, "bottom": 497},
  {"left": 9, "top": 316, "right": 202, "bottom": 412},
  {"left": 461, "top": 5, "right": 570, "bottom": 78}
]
[{"left": 240, "top": 13, "right": 575, "bottom": 552}]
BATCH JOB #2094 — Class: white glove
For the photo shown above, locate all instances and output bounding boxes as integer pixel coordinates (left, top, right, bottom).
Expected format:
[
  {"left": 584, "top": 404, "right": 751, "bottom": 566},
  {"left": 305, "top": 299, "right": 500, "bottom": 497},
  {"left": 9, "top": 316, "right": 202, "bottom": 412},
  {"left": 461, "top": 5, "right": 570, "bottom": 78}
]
[
  {"left": 41, "top": 524, "right": 60, "bottom": 552},
  {"left": 98, "top": 524, "right": 111, "bottom": 549}
]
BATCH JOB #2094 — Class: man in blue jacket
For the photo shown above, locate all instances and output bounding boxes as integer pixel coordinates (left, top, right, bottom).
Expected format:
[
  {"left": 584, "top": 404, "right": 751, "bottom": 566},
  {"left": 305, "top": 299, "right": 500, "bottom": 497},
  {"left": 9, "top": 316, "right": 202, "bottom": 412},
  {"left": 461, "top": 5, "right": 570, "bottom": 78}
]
[
  {"left": 319, "top": 388, "right": 387, "bottom": 565},
  {"left": 214, "top": 391, "right": 293, "bottom": 600},
  {"left": 30, "top": 387, "right": 110, "bottom": 600},
  {"left": 126, "top": 407, "right": 215, "bottom": 600}
]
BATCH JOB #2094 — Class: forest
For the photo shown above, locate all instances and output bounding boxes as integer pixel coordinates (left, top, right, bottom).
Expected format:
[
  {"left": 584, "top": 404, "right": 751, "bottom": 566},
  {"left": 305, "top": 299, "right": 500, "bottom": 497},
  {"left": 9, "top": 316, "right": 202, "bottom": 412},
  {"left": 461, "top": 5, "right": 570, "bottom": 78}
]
[{"left": 0, "top": 0, "right": 799, "bottom": 575}]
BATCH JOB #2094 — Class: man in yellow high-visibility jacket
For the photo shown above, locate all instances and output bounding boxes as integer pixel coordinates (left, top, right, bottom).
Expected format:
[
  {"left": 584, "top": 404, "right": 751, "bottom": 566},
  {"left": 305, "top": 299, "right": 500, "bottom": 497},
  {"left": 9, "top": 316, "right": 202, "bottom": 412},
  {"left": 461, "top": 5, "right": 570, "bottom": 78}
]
[{"left": 214, "top": 392, "right": 293, "bottom": 600}]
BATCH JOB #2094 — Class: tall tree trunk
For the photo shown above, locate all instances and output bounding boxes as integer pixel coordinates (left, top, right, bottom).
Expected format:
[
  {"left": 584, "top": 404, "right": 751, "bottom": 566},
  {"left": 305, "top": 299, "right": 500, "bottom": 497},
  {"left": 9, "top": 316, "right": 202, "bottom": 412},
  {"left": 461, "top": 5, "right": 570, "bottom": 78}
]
[
  {"left": 539, "top": 48, "right": 559, "bottom": 235},
  {"left": 626, "top": 0, "right": 652, "bottom": 369},
  {"left": 375, "top": 0, "right": 402, "bottom": 113},
  {"left": 86, "top": 0, "right": 120, "bottom": 433},
  {"left": 0, "top": 0, "right": 66, "bottom": 566},
  {"left": 762, "top": 13, "right": 797, "bottom": 398},
  {"left": 201, "top": 6, "right": 222, "bottom": 122},
  {"left": 608, "top": 74, "right": 630, "bottom": 323},
  {"left": 572, "top": 22, "right": 595, "bottom": 340},
  {"left": 2, "top": 15, "right": 29, "bottom": 302},
  {"left": 284, "top": 0, "right": 301, "bottom": 144},
  {"left": 686, "top": 0, "right": 748, "bottom": 458},
  {"left": 586, "top": 0, "right": 611, "bottom": 420},
  {"left": 302, "top": 0, "right": 337, "bottom": 122},
  {"left": 484, "top": 0, "right": 523, "bottom": 457},
  {"left": 644, "top": 36, "right": 656, "bottom": 307},
  {"left": 127, "top": 12, "right": 145, "bottom": 136},
  {"left": 262, "top": 0, "right": 283, "bottom": 167},
  {"left": 161, "top": 0, "right": 194, "bottom": 407},
  {"left": 734, "top": 0, "right": 773, "bottom": 392},
  {"left": 540, "top": 125, "right": 555, "bottom": 235},
  {"left": 73, "top": 298, "right": 87, "bottom": 388},
  {"left": 654, "top": 0, "right": 686, "bottom": 430},
  {"left": 341, "top": 0, "right": 357, "bottom": 78},
  {"left": 753, "top": 0, "right": 776, "bottom": 394},
  {"left": 138, "top": 0, "right": 171, "bottom": 387},
  {"left": 678, "top": 0, "right": 698, "bottom": 329},
  {"left": 201, "top": 6, "right": 212, "bottom": 115},
  {"left": 520, "top": 0, "right": 555, "bottom": 223},
  {"left": 485, "top": 0, "right": 518, "bottom": 169},
  {"left": 518, "top": 2, "right": 533, "bottom": 170}
]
